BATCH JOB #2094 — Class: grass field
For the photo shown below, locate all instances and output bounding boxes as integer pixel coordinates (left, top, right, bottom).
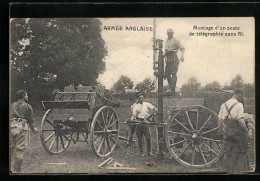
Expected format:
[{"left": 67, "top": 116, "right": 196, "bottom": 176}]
[{"left": 19, "top": 98, "right": 255, "bottom": 174}]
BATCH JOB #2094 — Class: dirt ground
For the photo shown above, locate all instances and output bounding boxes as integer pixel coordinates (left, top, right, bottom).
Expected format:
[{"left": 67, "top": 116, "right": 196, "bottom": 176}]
[{"left": 19, "top": 103, "right": 254, "bottom": 174}]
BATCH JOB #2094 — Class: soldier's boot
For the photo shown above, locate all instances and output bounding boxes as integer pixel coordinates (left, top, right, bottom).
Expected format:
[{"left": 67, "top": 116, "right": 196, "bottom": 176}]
[
  {"left": 236, "top": 152, "right": 249, "bottom": 172},
  {"left": 14, "top": 149, "right": 24, "bottom": 173},
  {"left": 147, "top": 139, "right": 154, "bottom": 157},
  {"left": 223, "top": 153, "right": 233, "bottom": 173},
  {"left": 138, "top": 138, "right": 144, "bottom": 154},
  {"left": 14, "top": 158, "right": 23, "bottom": 173},
  {"left": 170, "top": 73, "right": 177, "bottom": 92},
  {"left": 10, "top": 149, "right": 16, "bottom": 173}
]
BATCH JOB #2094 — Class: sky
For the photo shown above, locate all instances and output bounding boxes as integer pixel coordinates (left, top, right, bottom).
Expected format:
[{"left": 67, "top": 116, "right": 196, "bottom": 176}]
[{"left": 97, "top": 18, "right": 254, "bottom": 90}]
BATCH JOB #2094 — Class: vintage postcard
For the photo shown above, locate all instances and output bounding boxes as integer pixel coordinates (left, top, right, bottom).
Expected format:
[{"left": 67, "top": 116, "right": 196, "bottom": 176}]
[{"left": 10, "top": 17, "right": 255, "bottom": 173}]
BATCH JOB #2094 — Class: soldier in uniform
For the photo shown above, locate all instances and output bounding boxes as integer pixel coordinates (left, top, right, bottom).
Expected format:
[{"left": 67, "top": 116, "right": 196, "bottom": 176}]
[
  {"left": 130, "top": 97, "right": 137, "bottom": 112},
  {"left": 131, "top": 92, "right": 157, "bottom": 157},
  {"left": 127, "top": 97, "right": 138, "bottom": 147},
  {"left": 218, "top": 88, "right": 251, "bottom": 172},
  {"left": 164, "top": 29, "right": 185, "bottom": 92},
  {"left": 10, "top": 90, "right": 39, "bottom": 173}
]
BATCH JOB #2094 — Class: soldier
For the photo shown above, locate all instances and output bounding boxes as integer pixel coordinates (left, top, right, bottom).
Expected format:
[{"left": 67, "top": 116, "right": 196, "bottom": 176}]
[
  {"left": 218, "top": 88, "right": 251, "bottom": 172},
  {"left": 131, "top": 92, "right": 157, "bottom": 157},
  {"left": 127, "top": 97, "right": 138, "bottom": 146},
  {"left": 164, "top": 28, "right": 185, "bottom": 92},
  {"left": 10, "top": 90, "right": 39, "bottom": 173},
  {"left": 130, "top": 97, "right": 137, "bottom": 112}
]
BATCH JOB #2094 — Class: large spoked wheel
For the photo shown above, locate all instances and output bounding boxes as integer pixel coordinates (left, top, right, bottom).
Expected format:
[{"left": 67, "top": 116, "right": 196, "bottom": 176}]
[
  {"left": 90, "top": 106, "right": 119, "bottom": 157},
  {"left": 40, "top": 109, "right": 72, "bottom": 154},
  {"left": 165, "top": 106, "right": 224, "bottom": 168}
]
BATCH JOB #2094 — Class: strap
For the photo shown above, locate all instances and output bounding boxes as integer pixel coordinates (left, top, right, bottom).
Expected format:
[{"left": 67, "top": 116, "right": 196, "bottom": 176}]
[{"left": 224, "top": 101, "right": 239, "bottom": 118}]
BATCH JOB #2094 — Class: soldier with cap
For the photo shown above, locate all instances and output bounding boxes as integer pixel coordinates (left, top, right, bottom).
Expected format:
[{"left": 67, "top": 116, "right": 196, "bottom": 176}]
[
  {"left": 131, "top": 92, "right": 157, "bottom": 157},
  {"left": 218, "top": 88, "right": 251, "bottom": 172},
  {"left": 10, "top": 90, "right": 39, "bottom": 173},
  {"left": 164, "top": 28, "right": 185, "bottom": 92},
  {"left": 127, "top": 97, "right": 138, "bottom": 148}
]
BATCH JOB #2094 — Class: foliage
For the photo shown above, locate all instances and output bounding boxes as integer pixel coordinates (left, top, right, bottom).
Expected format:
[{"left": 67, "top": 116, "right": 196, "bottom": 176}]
[
  {"left": 180, "top": 76, "right": 201, "bottom": 98},
  {"left": 223, "top": 83, "right": 233, "bottom": 90},
  {"left": 243, "top": 83, "right": 254, "bottom": 98},
  {"left": 112, "top": 75, "right": 134, "bottom": 94},
  {"left": 202, "top": 81, "right": 222, "bottom": 92},
  {"left": 135, "top": 78, "right": 156, "bottom": 92},
  {"left": 231, "top": 74, "right": 244, "bottom": 89},
  {"left": 222, "top": 74, "right": 254, "bottom": 98},
  {"left": 10, "top": 18, "right": 107, "bottom": 104}
]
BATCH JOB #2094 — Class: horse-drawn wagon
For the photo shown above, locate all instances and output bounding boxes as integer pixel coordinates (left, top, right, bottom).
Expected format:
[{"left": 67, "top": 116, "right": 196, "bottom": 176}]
[
  {"left": 40, "top": 86, "right": 120, "bottom": 157},
  {"left": 40, "top": 85, "right": 225, "bottom": 169}
]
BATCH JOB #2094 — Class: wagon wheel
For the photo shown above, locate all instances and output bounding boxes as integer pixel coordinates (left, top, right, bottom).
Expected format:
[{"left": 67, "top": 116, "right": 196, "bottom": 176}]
[
  {"left": 40, "top": 109, "right": 72, "bottom": 154},
  {"left": 90, "top": 106, "right": 119, "bottom": 157},
  {"left": 165, "top": 106, "right": 224, "bottom": 168}
]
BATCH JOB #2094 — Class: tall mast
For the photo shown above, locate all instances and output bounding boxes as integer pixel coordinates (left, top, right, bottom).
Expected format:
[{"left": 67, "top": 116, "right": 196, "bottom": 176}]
[
  {"left": 153, "top": 18, "right": 156, "bottom": 71},
  {"left": 153, "top": 18, "right": 165, "bottom": 158}
]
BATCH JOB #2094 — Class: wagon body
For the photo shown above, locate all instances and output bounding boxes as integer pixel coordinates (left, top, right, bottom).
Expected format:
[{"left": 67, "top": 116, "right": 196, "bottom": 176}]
[
  {"left": 40, "top": 86, "right": 120, "bottom": 157},
  {"left": 42, "top": 86, "right": 119, "bottom": 122}
]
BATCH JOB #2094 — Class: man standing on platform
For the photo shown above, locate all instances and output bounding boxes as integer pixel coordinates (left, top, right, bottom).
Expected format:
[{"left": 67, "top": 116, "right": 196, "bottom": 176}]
[
  {"left": 164, "top": 29, "right": 185, "bottom": 93},
  {"left": 131, "top": 92, "right": 157, "bottom": 157}
]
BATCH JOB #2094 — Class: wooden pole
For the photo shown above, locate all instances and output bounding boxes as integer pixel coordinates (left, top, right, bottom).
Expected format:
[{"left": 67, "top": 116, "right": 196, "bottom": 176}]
[
  {"left": 153, "top": 18, "right": 157, "bottom": 71},
  {"left": 153, "top": 19, "right": 165, "bottom": 159},
  {"left": 157, "top": 39, "right": 165, "bottom": 159},
  {"left": 98, "top": 157, "right": 113, "bottom": 168}
]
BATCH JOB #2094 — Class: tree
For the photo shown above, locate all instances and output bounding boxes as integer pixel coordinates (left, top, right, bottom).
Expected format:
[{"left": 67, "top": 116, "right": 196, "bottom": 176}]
[
  {"left": 135, "top": 78, "right": 156, "bottom": 92},
  {"left": 231, "top": 74, "right": 244, "bottom": 89},
  {"left": 180, "top": 76, "right": 201, "bottom": 98},
  {"left": 223, "top": 83, "right": 233, "bottom": 90},
  {"left": 222, "top": 75, "right": 254, "bottom": 98},
  {"left": 202, "top": 81, "right": 222, "bottom": 92},
  {"left": 10, "top": 18, "right": 107, "bottom": 103},
  {"left": 112, "top": 75, "right": 134, "bottom": 94},
  {"left": 243, "top": 83, "right": 254, "bottom": 98}
]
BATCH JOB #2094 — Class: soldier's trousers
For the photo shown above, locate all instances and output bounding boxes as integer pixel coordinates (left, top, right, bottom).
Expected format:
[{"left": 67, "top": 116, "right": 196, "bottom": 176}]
[
  {"left": 128, "top": 125, "right": 136, "bottom": 145},
  {"left": 223, "top": 133, "right": 248, "bottom": 172},
  {"left": 10, "top": 119, "right": 29, "bottom": 173},
  {"left": 135, "top": 124, "right": 152, "bottom": 153},
  {"left": 165, "top": 54, "right": 179, "bottom": 92},
  {"left": 166, "top": 74, "right": 178, "bottom": 92},
  {"left": 10, "top": 147, "right": 25, "bottom": 173}
]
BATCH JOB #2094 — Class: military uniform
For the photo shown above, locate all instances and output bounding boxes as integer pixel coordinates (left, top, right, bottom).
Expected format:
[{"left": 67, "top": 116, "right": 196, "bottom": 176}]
[
  {"left": 128, "top": 102, "right": 137, "bottom": 146},
  {"left": 10, "top": 98, "right": 35, "bottom": 173},
  {"left": 218, "top": 98, "right": 248, "bottom": 172},
  {"left": 165, "top": 35, "right": 184, "bottom": 92},
  {"left": 132, "top": 102, "right": 155, "bottom": 155}
]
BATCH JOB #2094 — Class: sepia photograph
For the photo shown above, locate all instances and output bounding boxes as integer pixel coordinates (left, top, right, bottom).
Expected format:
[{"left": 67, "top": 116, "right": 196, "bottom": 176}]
[{"left": 10, "top": 17, "right": 255, "bottom": 174}]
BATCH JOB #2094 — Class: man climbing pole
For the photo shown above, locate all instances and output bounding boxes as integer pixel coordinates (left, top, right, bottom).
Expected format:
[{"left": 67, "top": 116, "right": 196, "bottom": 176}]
[{"left": 164, "top": 28, "right": 185, "bottom": 93}]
